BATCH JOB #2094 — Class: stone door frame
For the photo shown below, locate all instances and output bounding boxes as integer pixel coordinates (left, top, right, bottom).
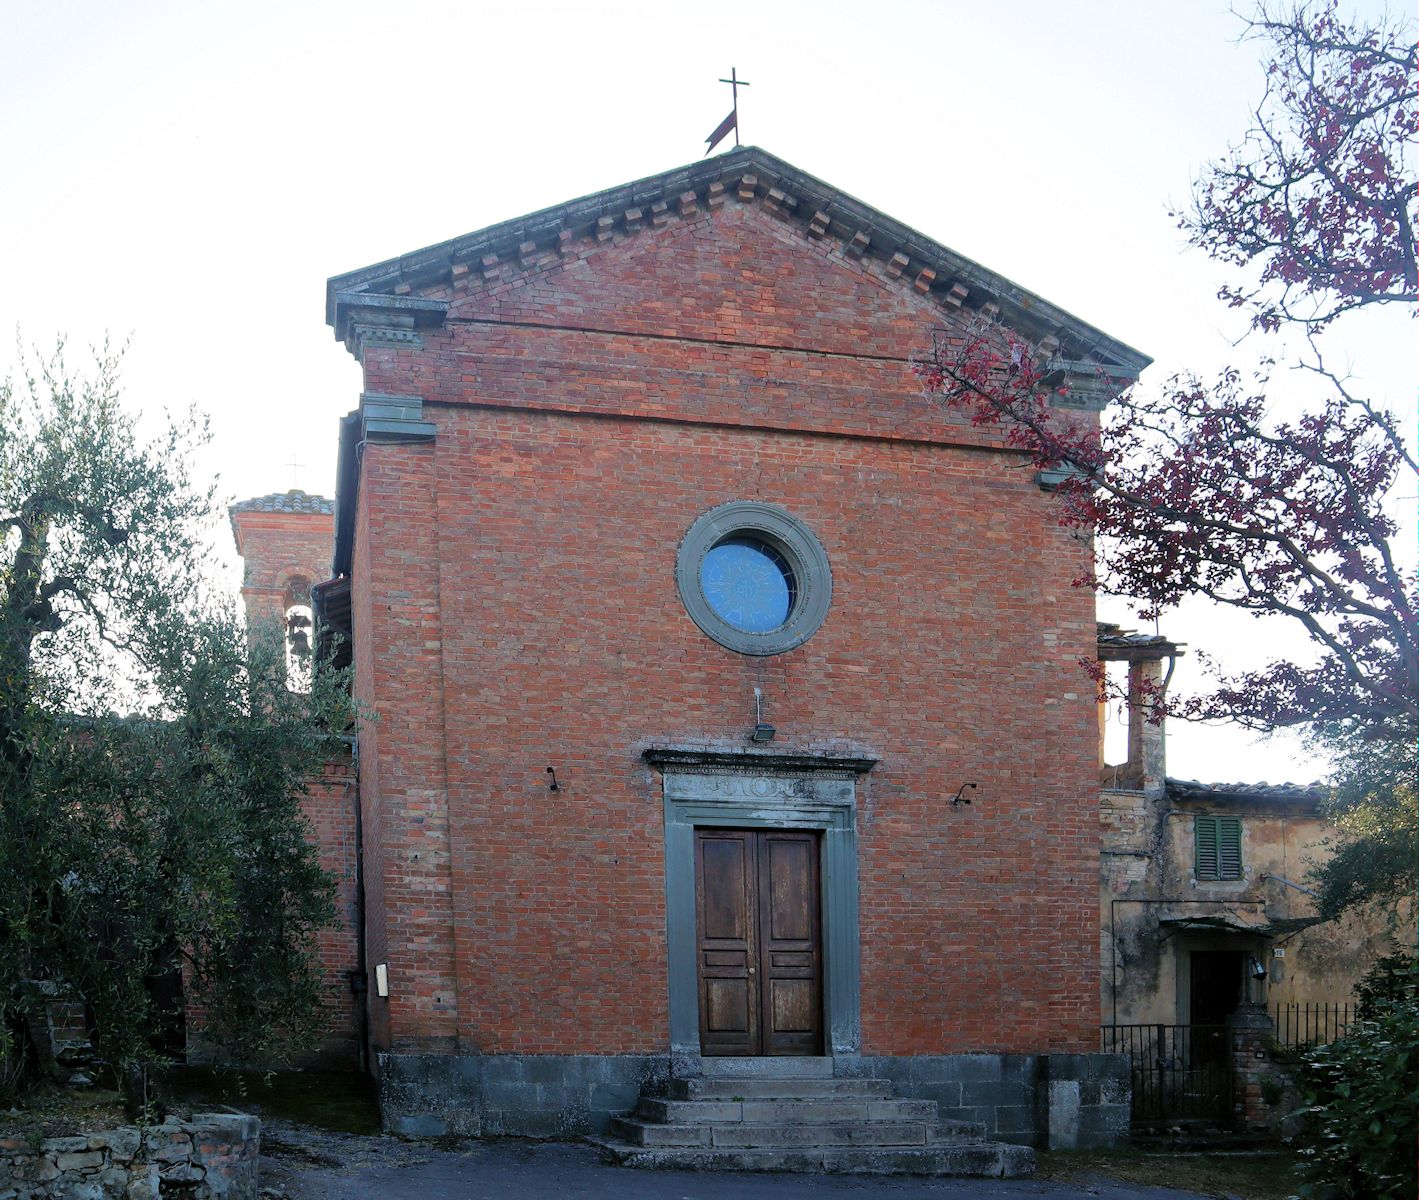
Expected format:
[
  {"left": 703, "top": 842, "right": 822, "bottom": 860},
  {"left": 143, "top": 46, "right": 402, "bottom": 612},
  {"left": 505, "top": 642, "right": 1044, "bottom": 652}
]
[{"left": 645, "top": 749, "right": 874, "bottom": 1063}]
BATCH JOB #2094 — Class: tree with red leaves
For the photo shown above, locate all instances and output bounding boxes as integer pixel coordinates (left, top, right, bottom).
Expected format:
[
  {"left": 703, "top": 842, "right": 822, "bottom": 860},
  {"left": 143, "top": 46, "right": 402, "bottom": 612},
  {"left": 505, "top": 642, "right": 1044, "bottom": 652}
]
[
  {"left": 918, "top": 0, "right": 1417, "bottom": 740},
  {"left": 1184, "top": 0, "right": 1416, "bottom": 332}
]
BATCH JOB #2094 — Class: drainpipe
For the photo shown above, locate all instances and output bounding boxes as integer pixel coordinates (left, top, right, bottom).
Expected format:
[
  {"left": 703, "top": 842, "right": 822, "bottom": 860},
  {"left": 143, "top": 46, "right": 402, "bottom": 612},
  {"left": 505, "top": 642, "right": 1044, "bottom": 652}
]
[{"left": 347, "top": 734, "right": 370, "bottom": 1074}]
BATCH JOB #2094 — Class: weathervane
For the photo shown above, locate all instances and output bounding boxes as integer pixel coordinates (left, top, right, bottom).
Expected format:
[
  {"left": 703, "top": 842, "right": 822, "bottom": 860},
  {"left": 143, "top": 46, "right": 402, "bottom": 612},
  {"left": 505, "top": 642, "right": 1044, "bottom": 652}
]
[{"left": 704, "top": 67, "right": 751, "bottom": 156}]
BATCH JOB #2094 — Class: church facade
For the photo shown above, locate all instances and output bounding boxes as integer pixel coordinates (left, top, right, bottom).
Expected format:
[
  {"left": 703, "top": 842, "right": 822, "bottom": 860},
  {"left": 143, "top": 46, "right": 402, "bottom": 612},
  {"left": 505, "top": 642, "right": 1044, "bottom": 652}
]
[{"left": 313, "top": 147, "right": 1150, "bottom": 1145}]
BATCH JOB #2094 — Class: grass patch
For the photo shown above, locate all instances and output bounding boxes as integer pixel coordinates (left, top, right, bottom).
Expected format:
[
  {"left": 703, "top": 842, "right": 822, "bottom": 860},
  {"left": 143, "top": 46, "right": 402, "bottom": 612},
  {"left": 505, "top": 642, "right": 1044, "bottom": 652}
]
[
  {"left": 164, "top": 1067, "right": 379, "bottom": 1135},
  {"left": 1033, "top": 1147, "right": 1302, "bottom": 1200}
]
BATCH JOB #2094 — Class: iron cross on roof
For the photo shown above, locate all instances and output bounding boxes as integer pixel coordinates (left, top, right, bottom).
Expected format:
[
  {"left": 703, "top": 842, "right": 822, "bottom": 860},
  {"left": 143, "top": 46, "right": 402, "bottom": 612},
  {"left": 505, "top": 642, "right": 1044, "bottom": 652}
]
[
  {"left": 720, "top": 67, "right": 751, "bottom": 108},
  {"left": 720, "top": 68, "right": 751, "bottom": 145},
  {"left": 705, "top": 68, "right": 752, "bottom": 155}
]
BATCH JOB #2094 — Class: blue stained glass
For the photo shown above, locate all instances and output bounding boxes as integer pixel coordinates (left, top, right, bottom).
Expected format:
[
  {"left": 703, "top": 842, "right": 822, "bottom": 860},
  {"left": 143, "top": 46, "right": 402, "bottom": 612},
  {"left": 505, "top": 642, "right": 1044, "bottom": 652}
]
[{"left": 700, "top": 537, "right": 796, "bottom": 634}]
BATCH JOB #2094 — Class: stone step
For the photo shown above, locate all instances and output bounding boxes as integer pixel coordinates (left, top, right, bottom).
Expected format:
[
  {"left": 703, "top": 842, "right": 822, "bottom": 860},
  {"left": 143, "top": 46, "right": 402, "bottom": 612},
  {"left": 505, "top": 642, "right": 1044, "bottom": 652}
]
[
  {"left": 590, "top": 1137, "right": 1037, "bottom": 1177},
  {"left": 713, "top": 1121, "right": 931, "bottom": 1149},
  {"left": 699, "top": 1056, "right": 833, "bottom": 1079},
  {"left": 637, "top": 1097, "right": 938, "bottom": 1125},
  {"left": 610, "top": 1116, "right": 935, "bottom": 1149},
  {"left": 667, "top": 1076, "right": 894, "bottom": 1101}
]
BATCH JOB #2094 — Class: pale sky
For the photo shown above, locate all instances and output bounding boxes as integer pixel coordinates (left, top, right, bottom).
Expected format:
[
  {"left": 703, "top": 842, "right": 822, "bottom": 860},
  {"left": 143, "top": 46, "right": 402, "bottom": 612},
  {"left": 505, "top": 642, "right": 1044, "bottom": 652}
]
[{"left": 2, "top": 0, "right": 1411, "bottom": 785}]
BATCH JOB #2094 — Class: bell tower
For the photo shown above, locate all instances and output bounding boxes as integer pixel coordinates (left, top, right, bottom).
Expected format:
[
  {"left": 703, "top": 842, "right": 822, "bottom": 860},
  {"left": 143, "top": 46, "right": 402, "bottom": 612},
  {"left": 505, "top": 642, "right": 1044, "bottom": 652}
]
[{"left": 229, "top": 489, "right": 335, "bottom": 681}]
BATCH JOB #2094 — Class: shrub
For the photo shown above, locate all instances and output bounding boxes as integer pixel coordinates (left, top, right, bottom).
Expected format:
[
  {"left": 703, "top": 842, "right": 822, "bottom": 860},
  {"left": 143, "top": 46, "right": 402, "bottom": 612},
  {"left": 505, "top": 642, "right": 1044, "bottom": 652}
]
[{"left": 1293, "top": 957, "right": 1419, "bottom": 1199}]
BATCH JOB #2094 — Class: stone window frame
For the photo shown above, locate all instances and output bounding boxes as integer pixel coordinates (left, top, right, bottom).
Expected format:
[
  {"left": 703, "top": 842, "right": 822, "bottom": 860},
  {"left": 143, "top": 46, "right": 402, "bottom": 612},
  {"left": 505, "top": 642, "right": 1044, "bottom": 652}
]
[{"left": 675, "top": 500, "right": 832, "bottom": 656}]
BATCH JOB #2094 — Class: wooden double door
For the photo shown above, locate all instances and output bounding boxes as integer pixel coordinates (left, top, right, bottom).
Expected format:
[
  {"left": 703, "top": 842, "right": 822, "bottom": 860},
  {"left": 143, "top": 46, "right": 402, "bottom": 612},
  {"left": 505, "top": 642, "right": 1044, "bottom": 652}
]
[{"left": 694, "top": 828, "right": 823, "bottom": 1056}]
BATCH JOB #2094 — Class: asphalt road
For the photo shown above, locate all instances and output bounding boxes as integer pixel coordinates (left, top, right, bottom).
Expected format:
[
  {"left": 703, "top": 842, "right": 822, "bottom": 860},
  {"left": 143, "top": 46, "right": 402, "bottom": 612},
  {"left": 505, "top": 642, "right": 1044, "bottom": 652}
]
[{"left": 260, "top": 1129, "right": 1216, "bottom": 1200}]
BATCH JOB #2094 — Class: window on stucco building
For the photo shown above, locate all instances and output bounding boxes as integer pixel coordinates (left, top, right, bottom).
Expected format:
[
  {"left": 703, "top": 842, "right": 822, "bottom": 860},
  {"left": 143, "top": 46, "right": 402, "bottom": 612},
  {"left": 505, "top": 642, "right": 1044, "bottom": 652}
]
[{"left": 1195, "top": 814, "right": 1242, "bottom": 880}]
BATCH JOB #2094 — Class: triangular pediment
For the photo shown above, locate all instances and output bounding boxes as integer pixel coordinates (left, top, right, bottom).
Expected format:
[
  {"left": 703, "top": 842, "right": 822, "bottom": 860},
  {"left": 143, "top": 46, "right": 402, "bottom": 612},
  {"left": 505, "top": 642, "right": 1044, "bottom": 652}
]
[{"left": 327, "top": 147, "right": 1149, "bottom": 378}]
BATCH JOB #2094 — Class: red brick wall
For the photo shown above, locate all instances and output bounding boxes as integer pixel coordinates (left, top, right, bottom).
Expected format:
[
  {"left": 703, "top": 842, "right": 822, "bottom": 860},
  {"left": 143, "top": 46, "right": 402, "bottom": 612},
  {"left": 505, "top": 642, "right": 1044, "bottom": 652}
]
[
  {"left": 225, "top": 505, "right": 362, "bottom": 1066},
  {"left": 303, "top": 754, "right": 361, "bottom": 1065},
  {"left": 350, "top": 200, "right": 1103, "bottom": 1057}
]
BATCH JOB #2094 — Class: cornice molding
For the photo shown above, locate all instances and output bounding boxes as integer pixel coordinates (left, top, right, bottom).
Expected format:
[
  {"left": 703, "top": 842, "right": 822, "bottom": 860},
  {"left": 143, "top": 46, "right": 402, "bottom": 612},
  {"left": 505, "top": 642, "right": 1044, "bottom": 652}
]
[{"left": 325, "top": 147, "right": 1150, "bottom": 383}]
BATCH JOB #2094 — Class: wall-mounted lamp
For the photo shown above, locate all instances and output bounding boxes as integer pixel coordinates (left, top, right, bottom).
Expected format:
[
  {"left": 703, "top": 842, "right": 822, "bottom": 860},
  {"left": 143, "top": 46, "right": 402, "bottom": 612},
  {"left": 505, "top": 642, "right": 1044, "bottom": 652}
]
[
  {"left": 749, "top": 687, "right": 775, "bottom": 743},
  {"left": 1249, "top": 956, "right": 1268, "bottom": 981},
  {"left": 546, "top": 766, "right": 561, "bottom": 792},
  {"left": 950, "top": 782, "right": 979, "bottom": 806}
]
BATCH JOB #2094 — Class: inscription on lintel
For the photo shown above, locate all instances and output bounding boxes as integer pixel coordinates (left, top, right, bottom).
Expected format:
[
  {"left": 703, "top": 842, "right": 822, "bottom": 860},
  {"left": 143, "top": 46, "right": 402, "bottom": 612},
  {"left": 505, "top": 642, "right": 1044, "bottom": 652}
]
[{"left": 664, "top": 772, "right": 855, "bottom": 805}]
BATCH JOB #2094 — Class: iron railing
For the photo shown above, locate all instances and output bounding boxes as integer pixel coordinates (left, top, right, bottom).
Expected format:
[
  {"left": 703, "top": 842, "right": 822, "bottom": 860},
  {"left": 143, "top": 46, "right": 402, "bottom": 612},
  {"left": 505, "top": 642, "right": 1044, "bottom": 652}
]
[
  {"left": 1100, "top": 1023, "right": 1234, "bottom": 1122},
  {"left": 1272, "top": 1002, "right": 1351, "bottom": 1047}
]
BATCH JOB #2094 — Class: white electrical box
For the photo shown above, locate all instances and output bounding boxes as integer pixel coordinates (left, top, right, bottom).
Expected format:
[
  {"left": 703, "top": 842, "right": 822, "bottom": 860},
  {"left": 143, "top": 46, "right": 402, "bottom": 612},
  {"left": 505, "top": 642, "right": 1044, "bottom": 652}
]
[{"left": 375, "top": 963, "right": 389, "bottom": 997}]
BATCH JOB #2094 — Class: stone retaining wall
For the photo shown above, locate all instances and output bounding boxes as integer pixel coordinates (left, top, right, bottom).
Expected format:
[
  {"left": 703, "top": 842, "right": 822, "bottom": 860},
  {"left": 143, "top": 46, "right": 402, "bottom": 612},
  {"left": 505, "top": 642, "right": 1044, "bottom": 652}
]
[{"left": 0, "top": 1113, "right": 258, "bottom": 1200}]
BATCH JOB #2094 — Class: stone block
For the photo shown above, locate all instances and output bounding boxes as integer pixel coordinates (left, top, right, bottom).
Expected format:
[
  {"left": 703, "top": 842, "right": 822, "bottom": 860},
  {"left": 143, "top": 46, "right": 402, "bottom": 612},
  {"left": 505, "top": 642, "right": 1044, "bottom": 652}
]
[
  {"left": 589, "top": 1082, "right": 639, "bottom": 1112},
  {"left": 991, "top": 1104, "right": 1035, "bottom": 1135},
  {"left": 151, "top": 1132, "right": 193, "bottom": 1162},
  {"left": 158, "top": 1160, "right": 204, "bottom": 1182},
  {"left": 959, "top": 1080, "right": 1030, "bottom": 1110},
  {"left": 478, "top": 1056, "right": 526, "bottom": 1085},
  {"left": 497, "top": 1109, "right": 565, "bottom": 1139},
  {"left": 522, "top": 1055, "right": 572, "bottom": 1085},
  {"left": 55, "top": 1149, "right": 104, "bottom": 1171},
  {"left": 480, "top": 1077, "right": 533, "bottom": 1109},
  {"left": 921, "top": 1054, "right": 1007, "bottom": 1083},
  {"left": 391, "top": 1113, "right": 448, "bottom": 1138},
  {"left": 1047, "top": 1079, "right": 1082, "bottom": 1151},
  {"left": 106, "top": 1128, "right": 142, "bottom": 1161},
  {"left": 22, "top": 1156, "right": 59, "bottom": 1181},
  {"left": 42, "top": 1136, "right": 90, "bottom": 1154},
  {"left": 910, "top": 1080, "right": 966, "bottom": 1109},
  {"left": 937, "top": 1105, "right": 990, "bottom": 1128},
  {"left": 1099, "top": 1073, "right": 1130, "bottom": 1105}
]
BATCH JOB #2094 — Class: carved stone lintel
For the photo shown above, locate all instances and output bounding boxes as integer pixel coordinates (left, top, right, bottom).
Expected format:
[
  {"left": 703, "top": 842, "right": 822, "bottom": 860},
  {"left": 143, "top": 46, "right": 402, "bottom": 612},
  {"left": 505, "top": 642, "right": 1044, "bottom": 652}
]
[{"left": 643, "top": 747, "right": 876, "bottom": 777}]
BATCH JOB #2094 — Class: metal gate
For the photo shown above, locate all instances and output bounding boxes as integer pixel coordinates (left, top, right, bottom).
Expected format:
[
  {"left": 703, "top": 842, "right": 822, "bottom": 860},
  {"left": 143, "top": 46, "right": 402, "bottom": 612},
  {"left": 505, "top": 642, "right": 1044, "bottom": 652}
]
[{"left": 1101, "top": 1024, "right": 1235, "bottom": 1124}]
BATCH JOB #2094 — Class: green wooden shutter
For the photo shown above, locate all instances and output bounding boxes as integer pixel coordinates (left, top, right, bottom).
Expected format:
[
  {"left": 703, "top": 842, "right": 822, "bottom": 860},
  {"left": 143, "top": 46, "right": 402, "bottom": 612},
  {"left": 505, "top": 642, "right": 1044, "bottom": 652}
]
[
  {"left": 1195, "top": 814, "right": 1242, "bottom": 880},
  {"left": 1217, "top": 816, "right": 1242, "bottom": 879},
  {"left": 1195, "top": 815, "right": 1219, "bottom": 879}
]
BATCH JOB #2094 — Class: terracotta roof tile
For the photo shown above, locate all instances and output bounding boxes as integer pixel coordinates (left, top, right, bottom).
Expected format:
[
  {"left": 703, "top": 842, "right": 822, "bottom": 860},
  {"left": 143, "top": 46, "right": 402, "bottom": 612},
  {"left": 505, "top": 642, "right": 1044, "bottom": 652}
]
[
  {"left": 1166, "top": 778, "right": 1324, "bottom": 805},
  {"left": 230, "top": 489, "right": 334, "bottom": 516}
]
